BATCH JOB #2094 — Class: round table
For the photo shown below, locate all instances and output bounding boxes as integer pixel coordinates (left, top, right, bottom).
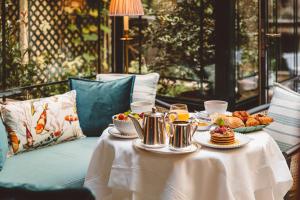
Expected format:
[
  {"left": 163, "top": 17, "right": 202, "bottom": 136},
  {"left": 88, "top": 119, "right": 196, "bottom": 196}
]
[{"left": 84, "top": 128, "right": 293, "bottom": 200}]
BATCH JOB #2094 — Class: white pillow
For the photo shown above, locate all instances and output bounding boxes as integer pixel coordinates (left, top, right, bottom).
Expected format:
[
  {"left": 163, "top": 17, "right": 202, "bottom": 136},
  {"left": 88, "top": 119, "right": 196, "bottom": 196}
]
[
  {"left": 264, "top": 83, "right": 300, "bottom": 149},
  {"left": 1, "top": 90, "right": 85, "bottom": 155},
  {"left": 96, "top": 73, "right": 160, "bottom": 104}
]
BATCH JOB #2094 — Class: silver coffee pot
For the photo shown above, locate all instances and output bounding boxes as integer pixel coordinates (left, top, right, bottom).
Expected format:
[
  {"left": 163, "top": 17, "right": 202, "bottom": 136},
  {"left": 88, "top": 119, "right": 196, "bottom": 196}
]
[
  {"left": 129, "top": 107, "right": 168, "bottom": 146},
  {"left": 169, "top": 120, "right": 198, "bottom": 148}
]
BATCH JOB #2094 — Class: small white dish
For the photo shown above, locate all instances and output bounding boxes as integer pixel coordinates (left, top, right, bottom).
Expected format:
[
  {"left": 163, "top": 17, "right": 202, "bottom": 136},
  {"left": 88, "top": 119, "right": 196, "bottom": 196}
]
[
  {"left": 193, "top": 131, "right": 252, "bottom": 149},
  {"left": 196, "top": 120, "right": 213, "bottom": 131},
  {"left": 108, "top": 127, "right": 138, "bottom": 139},
  {"left": 112, "top": 115, "right": 141, "bottom": 135},
  {"left": 133, "top": 139, "right": 200, "bottom": 154}
]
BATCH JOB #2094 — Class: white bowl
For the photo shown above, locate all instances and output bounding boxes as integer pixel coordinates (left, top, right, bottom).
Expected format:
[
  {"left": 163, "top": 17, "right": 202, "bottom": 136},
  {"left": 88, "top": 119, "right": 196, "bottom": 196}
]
[
  {"left": 204, "top": 100, "right": 228, "bottom": 115},
  {"left": 130, "top": 101, "right": 153, "bottom": 114},
  {"left": 112, "top": 115, "right": 140, "bottom": 135},
  {"left": 196, "top": 120, "right": 213, "bottom": 131}
]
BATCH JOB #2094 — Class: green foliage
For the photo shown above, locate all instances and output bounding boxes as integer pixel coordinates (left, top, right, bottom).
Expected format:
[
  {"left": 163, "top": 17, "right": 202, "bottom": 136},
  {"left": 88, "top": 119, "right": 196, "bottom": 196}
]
[
  {"left": 0, "top": 18, "right": 39, "bottom": 89},
  {"left": 144, "top": 0, "right": 215, "bottom": 72},
  {"left": 0, "top": 1, "right": 110, "bottom": 99},
  {"left": 141, "top": 0, "right": 215, "bottom": 97}
]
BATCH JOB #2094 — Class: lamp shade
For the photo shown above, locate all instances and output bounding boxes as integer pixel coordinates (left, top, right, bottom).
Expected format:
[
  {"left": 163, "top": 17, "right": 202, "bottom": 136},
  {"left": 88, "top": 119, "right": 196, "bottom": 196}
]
[{"left": 109, "top": 0, "right": 144, "bottom": 16}]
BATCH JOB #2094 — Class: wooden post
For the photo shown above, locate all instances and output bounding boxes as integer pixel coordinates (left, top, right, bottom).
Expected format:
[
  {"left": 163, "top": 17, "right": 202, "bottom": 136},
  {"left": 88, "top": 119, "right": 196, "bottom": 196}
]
[
  {"left": 215, "top": 0, "right": 236, "bottom": 110},
  {"left": 111, "top": 16, "right": 124, "bottom": 73},
  {"left": 19, "top": 0, "right": 29, "bottom": 64}
]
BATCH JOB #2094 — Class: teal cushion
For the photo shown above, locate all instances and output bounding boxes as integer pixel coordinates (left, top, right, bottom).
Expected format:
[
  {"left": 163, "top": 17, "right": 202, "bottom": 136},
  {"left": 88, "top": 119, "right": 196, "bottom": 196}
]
[
  {"left": 0, "top": 119, "right": 9, "bottom": 171},
  {"left": 0, "top": 137, "right": 98, "bottom": 188},
  {"left": 69, "top": 76, "right": 135, "bottom": 136}
]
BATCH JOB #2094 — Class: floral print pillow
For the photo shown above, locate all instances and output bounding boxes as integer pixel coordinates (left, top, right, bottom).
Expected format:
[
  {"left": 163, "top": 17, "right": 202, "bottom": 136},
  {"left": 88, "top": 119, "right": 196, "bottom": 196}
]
[{"left": 1, "top": 90, "right": 85, "bottom": 155}]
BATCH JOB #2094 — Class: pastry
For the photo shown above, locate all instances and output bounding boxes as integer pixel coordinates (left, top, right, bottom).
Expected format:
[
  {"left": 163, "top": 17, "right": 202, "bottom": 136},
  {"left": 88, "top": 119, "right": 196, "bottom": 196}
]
[
  {"left": 214, "top": 115, "right": 245, "bottom": 129},
  {"left": 233, "top": 111, "right": 250, "bottom": 123},
  {"left": 210, "top": 126, "right": 235, "bottom": 145},
  {"left": 224, "top": 117, "right": 245, "bottom": 129},
  {"left": 252, "top": 113, "right": 273, "bottom": 125},
  {"left": 245, "top": 117, "right": 260, "bottom": 127}
]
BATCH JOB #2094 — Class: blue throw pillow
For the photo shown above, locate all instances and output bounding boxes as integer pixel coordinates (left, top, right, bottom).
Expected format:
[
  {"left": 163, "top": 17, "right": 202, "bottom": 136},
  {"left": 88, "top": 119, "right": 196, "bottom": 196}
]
[
  {"left": 0, "top": 118, "right": 9, "bottom": 171},
  {"left": 69, "top": 76, "right": 135, "bottom": 136}
]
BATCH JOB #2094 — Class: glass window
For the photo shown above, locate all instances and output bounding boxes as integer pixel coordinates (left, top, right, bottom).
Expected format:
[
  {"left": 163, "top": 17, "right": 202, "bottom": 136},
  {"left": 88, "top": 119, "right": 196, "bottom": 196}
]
[
  {"left": 128, "top": 0, "right": 216, "bottom": 102},
  {"left": 235, "top": 0, "right": 259, "bottom": 102}
]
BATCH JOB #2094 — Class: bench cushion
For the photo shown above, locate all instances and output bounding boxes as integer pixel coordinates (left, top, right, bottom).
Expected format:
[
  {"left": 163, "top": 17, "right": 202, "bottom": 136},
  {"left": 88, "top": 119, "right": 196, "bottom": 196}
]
[{"left": 0, "top": 137, "right": 98, "bottom": 188}]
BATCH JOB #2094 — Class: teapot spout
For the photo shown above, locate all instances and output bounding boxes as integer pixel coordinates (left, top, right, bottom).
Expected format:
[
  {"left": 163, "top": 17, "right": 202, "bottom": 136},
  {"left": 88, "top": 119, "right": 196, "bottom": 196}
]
[{"left": 129, "top": 114, "right": 144, "bottom": 140}]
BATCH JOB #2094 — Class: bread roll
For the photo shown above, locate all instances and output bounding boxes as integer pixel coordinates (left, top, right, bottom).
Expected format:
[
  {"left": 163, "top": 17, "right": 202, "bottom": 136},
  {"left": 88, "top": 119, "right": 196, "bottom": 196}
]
[{"left": 224, "top": 117, "right": 245, "bottom": 129}]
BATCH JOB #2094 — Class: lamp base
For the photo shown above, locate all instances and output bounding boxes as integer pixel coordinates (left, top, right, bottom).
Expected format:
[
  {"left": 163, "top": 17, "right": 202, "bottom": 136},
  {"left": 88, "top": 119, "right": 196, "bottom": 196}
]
[{"left": 121, "top": 31, "right": 132, "bottom": 74}]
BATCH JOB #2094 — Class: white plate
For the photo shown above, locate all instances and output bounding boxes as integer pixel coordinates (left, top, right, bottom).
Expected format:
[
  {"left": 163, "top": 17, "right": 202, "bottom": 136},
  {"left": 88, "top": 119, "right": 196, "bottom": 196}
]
[
  {"left": 133, "top": 139, "right": 200, "bottom": 154},
  {"left": 108, "top": 127, "right": 138, "bottom": 139},
  {"left": 193, "top": 131, "right": 252, "bottom": 149}
]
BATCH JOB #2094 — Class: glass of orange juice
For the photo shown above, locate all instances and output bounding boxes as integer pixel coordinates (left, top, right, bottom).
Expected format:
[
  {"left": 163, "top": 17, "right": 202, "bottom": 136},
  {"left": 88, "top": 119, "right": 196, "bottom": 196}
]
[{"left": 170, "top": 104, "right": 189, "bottom": 121}]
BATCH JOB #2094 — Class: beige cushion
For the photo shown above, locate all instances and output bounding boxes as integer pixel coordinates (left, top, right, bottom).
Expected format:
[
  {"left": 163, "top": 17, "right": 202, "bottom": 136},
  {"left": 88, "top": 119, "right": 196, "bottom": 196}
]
[
  {"left": 264, "top": 83, "right": 300, "bottom": 149},
  {"left": 1, "top": 90, "right": 84, "bottom": 155},
  {"left": 96, "top": 73, "right": 159, "bottom": 104}
]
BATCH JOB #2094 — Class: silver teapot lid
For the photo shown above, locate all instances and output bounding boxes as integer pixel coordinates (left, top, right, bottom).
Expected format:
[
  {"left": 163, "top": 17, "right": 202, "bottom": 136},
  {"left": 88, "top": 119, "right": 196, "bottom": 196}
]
[{"left": 144, "top": 107, "right": 164, "bottom": 117}]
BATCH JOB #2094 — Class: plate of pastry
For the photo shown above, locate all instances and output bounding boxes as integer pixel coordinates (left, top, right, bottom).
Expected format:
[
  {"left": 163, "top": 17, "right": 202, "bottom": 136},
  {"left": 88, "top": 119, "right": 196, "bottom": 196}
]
[
  {"left": 211, "top": 111, "right": 273, "bottom": 133},
  {"left": 194, "top": 126, "right": 252, "bottom": 149}
]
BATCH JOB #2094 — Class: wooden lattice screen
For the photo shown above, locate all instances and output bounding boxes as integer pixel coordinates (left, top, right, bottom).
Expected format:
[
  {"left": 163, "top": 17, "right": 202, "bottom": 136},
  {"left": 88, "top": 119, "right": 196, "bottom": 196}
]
[
  {"left": 28, "top": 0, "right": 99, "bottom": 83},
  {"left": 0, "top": 0, "right": 113, "bottom": 99}
]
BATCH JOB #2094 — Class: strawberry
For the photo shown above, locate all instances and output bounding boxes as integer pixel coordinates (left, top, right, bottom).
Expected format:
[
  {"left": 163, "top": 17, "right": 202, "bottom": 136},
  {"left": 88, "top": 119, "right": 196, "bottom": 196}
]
[
  {"left": 118, "top": 114, "right": 125, "bottom": 120},
  {"left": 139, "top": 113, "right": 144, "bottom": 118}
]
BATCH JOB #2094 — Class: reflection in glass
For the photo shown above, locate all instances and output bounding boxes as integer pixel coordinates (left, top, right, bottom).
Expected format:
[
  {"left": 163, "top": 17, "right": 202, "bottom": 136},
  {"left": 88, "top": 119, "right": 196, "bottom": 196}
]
[
  {"left": 128, "top": 0, "right": 216, "bottom": 101},
  {"left": 235, "top": 0, "right": 259, "bottom": 102}
]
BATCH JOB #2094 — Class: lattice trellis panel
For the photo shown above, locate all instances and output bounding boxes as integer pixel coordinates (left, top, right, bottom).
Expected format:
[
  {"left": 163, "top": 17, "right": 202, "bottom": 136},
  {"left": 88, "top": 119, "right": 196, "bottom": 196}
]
[
  {"left": 0, "top": 0, "right": 20, "bottom": 89},
  {"left": 28, "top": 0, "right": 99, "bottom": 83},
  {"left": 7, "top": 0, "right": 20, "bottom": 34}
]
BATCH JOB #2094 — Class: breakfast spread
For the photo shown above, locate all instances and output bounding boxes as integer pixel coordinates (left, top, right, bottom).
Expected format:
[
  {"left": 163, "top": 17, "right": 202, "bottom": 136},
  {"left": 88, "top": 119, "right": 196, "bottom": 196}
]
[
  {"left": 210, "top": 126, "right": 235, "bottom": 145},
  {"left": 213, "top": 111, "right": 273, "bottom": 129}
]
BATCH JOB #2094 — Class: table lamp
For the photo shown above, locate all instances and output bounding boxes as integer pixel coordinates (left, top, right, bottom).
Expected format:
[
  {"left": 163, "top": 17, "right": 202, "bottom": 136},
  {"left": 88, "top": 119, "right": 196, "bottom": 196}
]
[{"left": 109, "top": 0, "right": 144, "bottom": 73}]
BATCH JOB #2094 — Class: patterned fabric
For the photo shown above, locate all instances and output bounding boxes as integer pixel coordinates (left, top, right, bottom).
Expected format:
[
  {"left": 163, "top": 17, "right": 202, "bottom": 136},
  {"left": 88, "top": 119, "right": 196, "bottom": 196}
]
[
  {"left": 1, "top": 91, "right": 84, "bottom": 155},
  {"left": 264, "top": 83, "right": 300, "bottom": 150},
  {"left": 0, "top": 119, "right": 9, "bottom": 171},
  {"left": 96, "top": 73, "right": 159, "bottom": 105}
]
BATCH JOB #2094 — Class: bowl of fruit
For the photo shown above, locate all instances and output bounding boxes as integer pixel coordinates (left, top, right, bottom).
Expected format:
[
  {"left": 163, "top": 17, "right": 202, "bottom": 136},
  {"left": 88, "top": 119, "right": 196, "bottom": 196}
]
[{"left": 112, "top": 111, "right": 143, "bottom": 135}]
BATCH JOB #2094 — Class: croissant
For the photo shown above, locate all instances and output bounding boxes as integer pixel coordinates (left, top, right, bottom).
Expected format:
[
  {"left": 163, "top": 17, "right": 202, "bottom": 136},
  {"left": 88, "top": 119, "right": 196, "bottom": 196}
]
[
  {"left": 245, "top": 117, "right": 260, "bottom": 127},
  {"left": 233, "top": 111, "right": 250, "bottom": 123},
  {"left": 251, "top": 114, "right": 273, "bottom": 125}
]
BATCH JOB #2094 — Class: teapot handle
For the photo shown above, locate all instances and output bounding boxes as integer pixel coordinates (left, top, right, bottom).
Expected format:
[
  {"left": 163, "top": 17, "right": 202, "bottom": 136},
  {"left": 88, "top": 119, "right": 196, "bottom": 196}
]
[
  {"left": 165, "top": 112, "right": 178, "bottom": 123},
  {"left": 191, "top": 120, "right": 198, "bottom": 137},
  {"left": 164, "top": 112, "right": 178, "bottom": 137}
]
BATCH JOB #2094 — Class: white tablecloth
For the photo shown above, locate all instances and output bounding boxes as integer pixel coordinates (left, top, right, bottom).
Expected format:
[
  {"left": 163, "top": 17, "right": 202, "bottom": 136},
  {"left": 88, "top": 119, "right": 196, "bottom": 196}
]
[{"left": 84, "top": 128, "right": 293, "bottom": 200}]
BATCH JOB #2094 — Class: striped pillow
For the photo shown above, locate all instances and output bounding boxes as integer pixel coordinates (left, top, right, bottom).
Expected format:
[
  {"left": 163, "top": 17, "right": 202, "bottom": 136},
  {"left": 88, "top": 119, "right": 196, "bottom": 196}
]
[{"left": 264, "top": 83, "right": 300, "bottom": 151}]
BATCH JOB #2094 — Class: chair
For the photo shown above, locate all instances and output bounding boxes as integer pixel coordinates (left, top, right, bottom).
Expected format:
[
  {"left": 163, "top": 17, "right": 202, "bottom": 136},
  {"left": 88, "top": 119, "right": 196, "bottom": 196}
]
[{"left": 248, "top": 103, "right": 299, "bottom": 200}]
